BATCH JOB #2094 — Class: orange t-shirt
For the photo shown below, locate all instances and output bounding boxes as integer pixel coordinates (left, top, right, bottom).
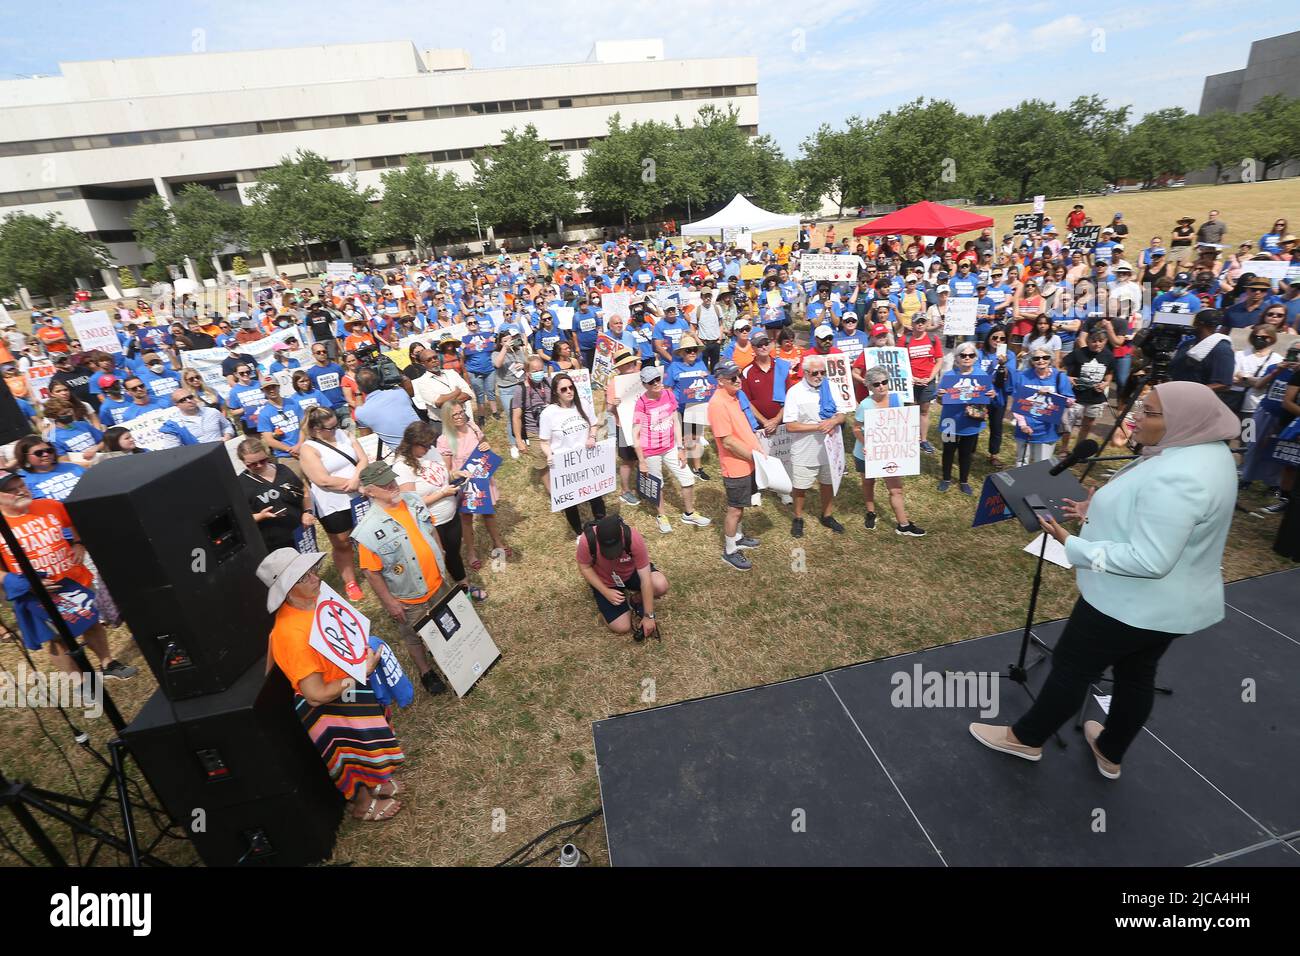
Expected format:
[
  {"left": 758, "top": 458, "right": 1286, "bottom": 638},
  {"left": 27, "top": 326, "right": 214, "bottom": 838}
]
[
  {"left": 269, "top": 601, "right": 347, "bottom": 695},
  {"left": 36, "top": 326, "right": 70, "bottom": 354},
  {"left": 356, "top": 501, "right": 443, "bottom": 604},
  {"left": 706, "top": 389, "right": 758, "bottom": 478},
  {"left": 1, "top": 500, "right": 93, "bottom": 588},
  {"left": 344, "top": 332, "right": 376, "bottom": 353},
  {"left": 728, "top": 341, "right": 756, "bottom": 370}
]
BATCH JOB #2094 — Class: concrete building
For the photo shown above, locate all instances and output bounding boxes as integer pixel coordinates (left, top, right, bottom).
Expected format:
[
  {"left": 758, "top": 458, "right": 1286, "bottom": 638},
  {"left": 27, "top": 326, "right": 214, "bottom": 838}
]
[
  {"left": 1194, "top": 30, "right": 1300, "bottom": 183},
  {"left": 0, "top": 39, "right": 757, "bottom": 281}
]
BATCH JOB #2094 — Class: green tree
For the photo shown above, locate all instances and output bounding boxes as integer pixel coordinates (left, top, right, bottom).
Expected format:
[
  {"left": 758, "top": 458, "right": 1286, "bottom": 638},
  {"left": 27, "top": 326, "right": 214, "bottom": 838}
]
[
  {"left": 0, "top": 212, "right": 110, "bottom": 300},
  {"left": 131, "top": 184, "right": 244, "bottom": 270},
  {"left": 1246, "top": 94, "right": 1300, "bottom": 179},
  {"left": 672, "top": 105, "right": 765, "bottom": 214},
  {"left": 1122, "top": 108, "right": 1207, "bottom": 186},
  {"left": 985, "top": 100, "right": 1076, "bottom": 201},
  {"left": 578, "top": 114, "right": 683, "bottom": 231},
  {"left": 744, "top": 133, "right": 795, "bottom": 213},
  {"left": 472, "top": 125, "right": 578, "bottom": 240},
  {"left": 243, "top": 150, "right": 373, "bottom": 264},
  {"left": 871, "top": 98, "right": 991, "bottom": 203},
  {"left": 1061, "top": 95, "right": 1131, "bottom": 192},
  {"left": 1196, "top": 110, "right": 1255, "bottom": 183},
  {"left": 795, "top": 118, "right": 873, "bottom": 216},
  {"left": 366, "top": 156, "right": 473, "bottom": 256}
]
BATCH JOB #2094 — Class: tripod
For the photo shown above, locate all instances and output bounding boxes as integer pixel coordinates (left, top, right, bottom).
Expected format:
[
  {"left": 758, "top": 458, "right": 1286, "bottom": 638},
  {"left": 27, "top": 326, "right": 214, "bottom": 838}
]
[
  {"left": 1001, "top": 529, "right": 1067, "bottom": 749},
  {"left": 0, "top": 515, "right": 173, "bottom": 868}
]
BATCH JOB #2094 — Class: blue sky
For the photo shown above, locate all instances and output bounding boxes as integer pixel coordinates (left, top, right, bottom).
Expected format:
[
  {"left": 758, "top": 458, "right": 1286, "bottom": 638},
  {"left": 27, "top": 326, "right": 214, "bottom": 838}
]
[{"left": 2, "top": 0, "right": 1297, "bottom": 155}]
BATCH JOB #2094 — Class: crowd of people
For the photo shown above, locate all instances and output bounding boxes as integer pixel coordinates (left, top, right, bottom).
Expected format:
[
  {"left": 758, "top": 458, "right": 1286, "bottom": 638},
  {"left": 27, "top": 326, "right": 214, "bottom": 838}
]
[{"left": 2, "top": 202, "right": 1296, "bottom": 819}]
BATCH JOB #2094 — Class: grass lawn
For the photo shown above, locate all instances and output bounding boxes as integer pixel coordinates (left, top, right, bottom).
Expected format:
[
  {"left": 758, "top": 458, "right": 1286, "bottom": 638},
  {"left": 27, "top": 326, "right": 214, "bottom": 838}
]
[{"left": 1, "top": 179, "right": 1297, "bottom": 867}]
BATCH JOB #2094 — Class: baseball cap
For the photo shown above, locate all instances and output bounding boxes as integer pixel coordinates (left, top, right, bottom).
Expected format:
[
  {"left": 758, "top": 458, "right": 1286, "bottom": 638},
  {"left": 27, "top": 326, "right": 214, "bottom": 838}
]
[
  {"left": 0, "top": 470, "right": 23, "bottom": 487},
  {"left": 359, "top": 461, "right": 397, "bottom": 486},
  {"left": 814, "top": 325, "right": 834, "bottom": 339},
  {"left": 734, "top": 318, "right": 752, "bottom": 331},
  {"left": 750, "top": 331, "right": 771, "bottom": 346},
  {"left": 272, "top": 342, "right": 291, "bottom": 352},
  {"left": 593, "top": 515, "right": 629, "bottom": 560},
  {"left": 841, "top": 312, "right": 859, "bottom": 323},
  {"left": 870, "top": 323, "right": 890, "bottom": 337},
  {"left": 639, "top": 365, "right": 663, "bottom": 384},
  {"left": 259, "top": 376, "right": 281, "bottom": 390},
  {"left": 714, "top": 360, "right": 741, "bottom": 380},
  {"left": 1173, "top": 271, "right": 1192, "bottom": 286},
  {"left": 1193, "top": 308, "right": 1224, "bottom": 328},
  {"left": 96, "top": 373, "right": 120, "bottom": 390},
  {"left": 936, "top": 284, "right": 950, "bottom": 294}
]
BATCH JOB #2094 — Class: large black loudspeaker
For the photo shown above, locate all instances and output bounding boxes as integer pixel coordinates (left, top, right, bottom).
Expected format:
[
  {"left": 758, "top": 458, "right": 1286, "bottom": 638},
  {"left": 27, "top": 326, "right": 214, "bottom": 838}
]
[
  {"left": 1274, "top": 494, "right": 1300, "bottom": 562},
  {"left": 121, "top": 661, "right": 343, "bottom": 866},
  {"left": 65, "top": 443, "right": 270, "bottom": 699},
  {"left": 0, "top": 381, "right": 34, "bottom": 445}
]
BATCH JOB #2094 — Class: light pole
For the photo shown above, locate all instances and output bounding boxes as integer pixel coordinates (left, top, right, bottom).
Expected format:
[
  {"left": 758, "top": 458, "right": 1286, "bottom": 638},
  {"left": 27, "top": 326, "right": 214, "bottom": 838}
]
[{"left": 472, "top": 203, "right": 484, "bottom": 242}]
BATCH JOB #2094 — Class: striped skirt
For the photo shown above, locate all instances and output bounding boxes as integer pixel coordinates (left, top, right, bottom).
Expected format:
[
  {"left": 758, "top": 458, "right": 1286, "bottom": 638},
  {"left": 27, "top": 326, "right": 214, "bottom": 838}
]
[{"left": 295, "top": 686, "right": 405, "bottom": 800}]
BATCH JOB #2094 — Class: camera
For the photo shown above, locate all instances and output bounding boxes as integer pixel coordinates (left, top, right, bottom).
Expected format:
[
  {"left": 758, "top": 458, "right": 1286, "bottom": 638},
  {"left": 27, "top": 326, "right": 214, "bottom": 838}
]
[
  {"left": 353, "top": 342, "right": 405, "bottom": 390},
  {"left": 1287, "top": 345, "right": 1300, "bottom": 364}
]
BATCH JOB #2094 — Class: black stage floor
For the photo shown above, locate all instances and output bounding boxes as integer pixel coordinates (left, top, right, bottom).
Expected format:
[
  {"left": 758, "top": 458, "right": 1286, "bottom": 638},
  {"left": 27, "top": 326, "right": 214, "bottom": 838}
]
[{"left": 593, "top": 568, "right": 1300, "bottom": 866}]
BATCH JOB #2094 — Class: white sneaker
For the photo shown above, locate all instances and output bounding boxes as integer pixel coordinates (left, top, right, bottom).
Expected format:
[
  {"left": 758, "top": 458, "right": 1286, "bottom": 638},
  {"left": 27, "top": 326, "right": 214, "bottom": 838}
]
[
  {"left": 779, "top": 494, "right": 793, "bottom": 505},
  {"left": 656, "top": 515, "right": 673, "bottom": 534},
  {"left": 681, "top": 511, "right": 712, "bottom": 527},
  {"left": 509, "top": 446, "right": 519, "bottom": 460}
]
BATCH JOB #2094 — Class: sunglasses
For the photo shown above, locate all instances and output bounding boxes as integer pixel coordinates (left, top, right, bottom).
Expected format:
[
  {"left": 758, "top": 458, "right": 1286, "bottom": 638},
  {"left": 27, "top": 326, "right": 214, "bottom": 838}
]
[
  {"left": 31, "top": 448, "right": 55, "bottom": 456},
  {"left": 557, "top": 386, "right": 574, "bottom": 394},
  {"left": 804, "top": 370, "right": 826, "bottom": 378},
  {"left": 237, "top": 371, "right": 253, "bottom": 377},
  {"left": 1032, "top": 356, "right": 1052, "bottom": 362},
  {"left": 126, "top": 384, "right": 147, "bottom": 392},
  {"left": 176, "top": 395, "right": 197, "bottom": 403},
  {"left": 244, "top": 458, "right": 270, "bottom": 468},
  {"left": 957, "top": 352, "right": 977, "bottom": 358},
  {"left": 868, "top": 380, "right": 889, "bottom": 388}
]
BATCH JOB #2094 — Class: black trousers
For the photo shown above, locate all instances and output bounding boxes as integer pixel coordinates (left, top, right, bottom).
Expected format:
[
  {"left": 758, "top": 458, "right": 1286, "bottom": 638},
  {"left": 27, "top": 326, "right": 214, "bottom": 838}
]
[
  {"left": 563, "top": 495, "right": 606, "bottom": 535},
  {"left": 701, "top": 340, "right": 721, "bottom": 372},
  {"left": 941, "top": 432, "right": 979, "bottom": 482},
  {"left": 987, "top": 402, "right": 1005, "bottom": 456},
  {"left": 435, "top": 516, "right": 465, "bottom": 584},
  {"left": 1013, "top": 597, "right": 1175, "bottom": 763}
]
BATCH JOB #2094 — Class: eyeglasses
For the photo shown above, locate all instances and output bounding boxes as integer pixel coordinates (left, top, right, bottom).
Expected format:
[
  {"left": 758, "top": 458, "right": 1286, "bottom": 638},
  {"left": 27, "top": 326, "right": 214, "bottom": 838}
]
[{"left": 804, "top": 370, "right": 826, "bottom": 378}]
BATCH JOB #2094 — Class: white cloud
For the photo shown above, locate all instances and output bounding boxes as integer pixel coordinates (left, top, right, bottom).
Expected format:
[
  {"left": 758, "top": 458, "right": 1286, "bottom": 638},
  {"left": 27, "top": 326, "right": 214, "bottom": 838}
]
[{"left": 1030, "top": 14, "right": 1089, "bottom": 47}]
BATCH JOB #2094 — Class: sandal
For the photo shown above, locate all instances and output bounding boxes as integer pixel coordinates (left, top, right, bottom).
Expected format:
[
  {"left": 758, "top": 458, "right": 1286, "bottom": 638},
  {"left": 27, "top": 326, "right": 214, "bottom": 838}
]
[
  {"left": 354, "top": 797, "right": 401, "bottom": 822},
  {"left": 469, "top": 557, "right": 483, "bottom": 572},
  {"left": 468, "top": 586, "right": 488, "bottom": 602},
  {"left": 373, "top": 779, "right": 401, "bottom": 799}
]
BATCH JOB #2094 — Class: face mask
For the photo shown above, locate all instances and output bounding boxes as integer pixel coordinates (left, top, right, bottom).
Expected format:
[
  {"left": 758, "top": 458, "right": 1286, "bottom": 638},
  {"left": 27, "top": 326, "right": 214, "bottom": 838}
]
[
  {"left": 56, "top": 415, "right": 75, "bottom": 425},
  {"left": 1250, "top": 336, "right": 1269, "bottom": 349},
  {"left": 529, "top": 371, "right": 546, "bottom": 383},
  {"left": 147, "top": 362, "right": 163, "bottom": 373}
]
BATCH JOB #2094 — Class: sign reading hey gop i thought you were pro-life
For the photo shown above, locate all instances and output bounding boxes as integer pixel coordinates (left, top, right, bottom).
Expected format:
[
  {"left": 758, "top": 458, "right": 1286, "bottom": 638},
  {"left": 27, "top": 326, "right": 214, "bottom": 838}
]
[{"left": 549, "top": 438, "right": 617, "bottom": 511}]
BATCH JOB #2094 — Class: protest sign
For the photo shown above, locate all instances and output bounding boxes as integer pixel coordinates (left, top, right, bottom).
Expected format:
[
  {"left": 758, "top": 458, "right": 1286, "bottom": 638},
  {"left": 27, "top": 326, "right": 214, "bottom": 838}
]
[
  {"left": 863, "top": 347, "right": 913, "bottom": 398},
  {"left": 859, "top": 405, "right": 921, "bottom": 479},
  {"left": 309, "top": 582, "right": 370, "bottom": 683},
  {"left": 591, "top": 334, "right": 619, "bottom": 388},
  {"left": 823, "top": 353, "right": 856, "bottom": 413},
  {"left": 800, "top": 254, "right": 862, "bottom": 282},
  {"left": 972, "top": 475, "right": 1015, "bottom": 527},
  {"left": 938, "top": 371, "right": 995, "bottom": 405},
  {"left": 1013, "top": 213, "right": 1044, "bottom": 234},
  {"left": 293, "top": 525, "right": 319, "bottom": 555},
  {"left": 603, "top": 292, "right": 632, "bottom": 322},
  {"left": 134, "top": 325, "right": 173, "bottom": 351},
  {"left": 1068, "top": 226, "right": 1101, "bottom": 251},
  {"left": 549, "top": 438, "right": 617, "bottom": 511},
  {"left": 1033, "top": 195, "right": 1045, "bottom": 214},
  {"left": 565, "top": 368, "right": 596, "bottom": 421},
  {"left": 24, "top": 363, "right": 56, "bottom": 403},
  {"left": 460, "top": 477, "right": 494, "bottom": 514},
  {"left": 181, "top": 327, "right": 300, "bottom": 398},
  {"left": 123, "top": 407, "right": 186, "bottom": 450},
  {"left": 614, "top": 374, "right": 645, "bottom": 437},
  {"left": 824, "top": 428, "right": 846, "bottom": 497},
  {"left": 327, "top": 261, "right": 352, "bottom": 279},
  {"left": 1247, "top": 261, "right": 1300, "bottom": 282},
  {"left": 758, "top": 424, "right": 794, "bottom": 468},
  {"left": 554, "top": 306, "right": 575, "bottom": 331},
  {"left": 636, "top": 470, "right": 663, "bottom": 507},
  {"left": 765, "top": 290, "right": 784, "bottom": 309},
  {"left": 740, "top": 264, "right": 766, "bottom": 280},
  {"left": 70, "top": 311, "right": 122, "bottom": 354},
  {"left": 684, "top": 402, "right": 711, "bottom": 428},
  {"left": 943, "top": 297, "right": 978, "bottom": 337},
  {"left": 462, "top": 447, "right": 502, "bottom": 480},
  {"left": 416, "top": 587, "right": 500, "bottom": 698}
]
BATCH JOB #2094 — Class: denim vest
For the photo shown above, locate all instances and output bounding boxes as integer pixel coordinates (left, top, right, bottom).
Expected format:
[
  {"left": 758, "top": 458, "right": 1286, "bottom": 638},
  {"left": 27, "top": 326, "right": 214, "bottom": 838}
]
[{"left": 350, "top": 492, "right": 450, "bottom": 601}]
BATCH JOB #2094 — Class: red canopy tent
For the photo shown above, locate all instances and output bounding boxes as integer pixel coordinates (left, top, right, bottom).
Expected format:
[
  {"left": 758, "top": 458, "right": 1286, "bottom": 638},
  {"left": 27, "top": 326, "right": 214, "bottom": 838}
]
[{"left": 852, "top": 201, "right": 994, "bottom": 238}]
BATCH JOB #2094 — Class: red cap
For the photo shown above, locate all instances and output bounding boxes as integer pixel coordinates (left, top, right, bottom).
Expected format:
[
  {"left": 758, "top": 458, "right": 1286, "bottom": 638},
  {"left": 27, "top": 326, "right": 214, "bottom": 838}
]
[
  {"left": 96, "top": 373, "right": 119, "bottom": 389},
  {"left": 870, "top": 323, "right": 890, "bottom": 338}
]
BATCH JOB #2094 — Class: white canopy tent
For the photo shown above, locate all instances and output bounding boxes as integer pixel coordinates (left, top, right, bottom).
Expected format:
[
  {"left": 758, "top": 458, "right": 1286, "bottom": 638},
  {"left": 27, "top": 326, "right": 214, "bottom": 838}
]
[{"left": 680, "top": 194, "right": 800, "bottom": 236}]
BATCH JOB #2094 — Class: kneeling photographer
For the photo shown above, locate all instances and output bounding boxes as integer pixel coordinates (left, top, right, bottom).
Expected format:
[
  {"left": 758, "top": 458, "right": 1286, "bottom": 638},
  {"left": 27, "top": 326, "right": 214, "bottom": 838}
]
[{"left": 1167, "top": 309, "right": 1235, "bottom": 405}]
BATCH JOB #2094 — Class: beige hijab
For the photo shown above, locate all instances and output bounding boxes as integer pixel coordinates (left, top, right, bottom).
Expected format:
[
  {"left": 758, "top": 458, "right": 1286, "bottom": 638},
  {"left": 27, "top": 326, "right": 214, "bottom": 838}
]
[{"left": 1140, "top": 381, "right": 1240, "bottom": 457}]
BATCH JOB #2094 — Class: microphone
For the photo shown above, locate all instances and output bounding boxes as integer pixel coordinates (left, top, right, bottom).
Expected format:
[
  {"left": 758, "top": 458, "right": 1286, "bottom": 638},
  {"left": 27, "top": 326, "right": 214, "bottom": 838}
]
[{"left": 1050, "top": 439, "right": 1100, "bottom": 476}]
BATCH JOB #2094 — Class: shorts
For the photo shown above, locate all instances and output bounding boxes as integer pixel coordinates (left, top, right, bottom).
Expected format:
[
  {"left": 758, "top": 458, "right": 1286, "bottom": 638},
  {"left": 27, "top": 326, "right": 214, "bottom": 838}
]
[
  {"left": 643, "top": 451, "right": 695, "bottom": 489},
  {"left": 589, "top": 564, "right": 653, "bottom": 624},
  {"left": 791, "top": 459, "right": 834, "bottom": 490},
  {"left": 723, "top": 473, "right": 758, "bottom": 509},
  {"left": 1065, "top": 402, "right": 1104, "bottom": 429},
  {"left": 913, "top": 381, "right": 938, "bottom": 404},
  {"left": 396, "top": 594, "right": 440, "bottom": 650},
  {"left": 318, "top": 508, "right": 356, "bottom": 535}
]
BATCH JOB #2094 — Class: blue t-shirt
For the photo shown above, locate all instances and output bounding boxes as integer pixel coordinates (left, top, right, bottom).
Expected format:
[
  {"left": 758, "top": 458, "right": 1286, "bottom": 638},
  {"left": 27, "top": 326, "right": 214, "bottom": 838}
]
[
  {"left": 664, "top": 359, "right": 717, "bottom": 407},
  {"left": 573, "top": 308, "right": 602, "bottom": 350},
  {"left": 269, "top": 358, "right": 302, "bottom": 374},
  {"left": 1011, "top": 368, "right": 1073, "bottom": 443},
  {"left": 22, "top": 463, "right": 86, "bottom": 501},
  {"left": 17, "top": 397, "right": 35, "bottom": 421},
  {"left": 289, "top": 389, "right": 330, "bottom": 414},
  {"left": 1152, "top": 290, "right": 1204, "bottom": 321},
  {"left": 948, "top": 274, "right": 979, "bottom": 298},
  {"left": 806, "top": 299, "right": 843, "bottom": 329},
  {"left": 306, "top": 363, "right": 346, "bottom": 408},
  {"left": 937, "top": 371, "right": 996, "bottom": 437},
  {"left": 1260, "top": 232, "right": 1283, "bottom": 255},
  {"left": 256, "top": 401, "right": 303, "bottom": 455},
  {"left": 51, "top": 421, "right": 104, "bottom": 458},
  {"left": 832, "top": 329, "right": 869, "bottom": 365},
  {"left": 97, "top": 395, "right": 135, "bottom": 426},
  {"left": 532, "top": 327, "right": 563, "bottom": 356},
  {"left": 228, "top": 382, "right": 271, "bottom": 428},
  {"left": 852, "top": 392, "right": 902, "bottom": 459},
  {"left": 652, "top": 318, "right": 690, "bottom": 355},
  {"left": 138, "top": 368, "right": 182, "bottom": 401},
  {"left": 121, "top": 398, "right": 170, "bottom": 421},
  {"left": 461, "top": 332, "right": 497, "bottom": 375}
]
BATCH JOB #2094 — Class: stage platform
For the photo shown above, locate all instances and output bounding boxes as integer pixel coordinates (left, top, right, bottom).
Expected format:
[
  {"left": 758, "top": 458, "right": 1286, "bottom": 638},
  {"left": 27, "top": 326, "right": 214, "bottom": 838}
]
[{"left": 593, "top": 568, "right": 1300, "bottom": 866}]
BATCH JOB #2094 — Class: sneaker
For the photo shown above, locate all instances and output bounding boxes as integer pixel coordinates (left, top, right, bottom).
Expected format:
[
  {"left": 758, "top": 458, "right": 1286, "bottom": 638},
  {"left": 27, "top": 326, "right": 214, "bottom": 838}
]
[
  {"left": 919, "top": 440, "right": 937, "bottom": 455},
  {"left": 476, "top": 415, "right": 486, "bottom": 428},
  {"left": 509, "top": 446, "right": 520, "bottom": 460},
  {"left": 864, "top": 511, "right": 877, "bottom": 531},
  {"left": 692, "top": 467, "right": 712, "bottom": 481},
  {"left": 988, "top": 455, "right": 1005, "bottom": 470},
  {"left": 420, "top": 670, "right": 448, "bottom": 696},
  {"left": 779, "top": 493, "right": 793, "bottom": 505},
  {"left": 721, "top": 550, "right": 752, "bottom": 571},
  {"left": 896, "top": 522, "right": 926, "bottom": 537},
  {"left": 735, "top": 535, "right": 760, "bottom": 550},
  {"left": 790, "top": 517, "right": 804, "bottom": 538},
  {"left": 102, "top": 660, "right": 139, "bottom": 681},
  {"left": 1083, "top": 720, "right": 1121, "bottom": 779},
  {"left": 819, "top": 515, "right": 845, "bottom": 534},
  {"left": 959, "top": 482, "right": 974, "bottom": 496},
  {"left": 937, "top": 480, "right": 952, "bottom": 493},
  {"left": 1253, "top": 500, "right": 1288, "bottom": 516},
  {"left": 969, "top": 723, "right": 1042, "bottom": 762},
  {"left": 680, "top": 511, "right": 712, "bottom": 527},
  {"left": 492, "top": 410, "right": 502, "bottom": 421},
  {"left": 656, "top": 515, "right": 673, "bottom": 534},
  {"left": 620, "top": 491, "right": 640, "bottom": 506}
]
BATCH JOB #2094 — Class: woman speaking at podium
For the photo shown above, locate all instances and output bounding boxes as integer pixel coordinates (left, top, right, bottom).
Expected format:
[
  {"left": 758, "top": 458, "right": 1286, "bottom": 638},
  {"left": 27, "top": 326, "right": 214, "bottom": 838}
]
[{"left": 970, "top": 382, "right": 1239, "bottom": 779}]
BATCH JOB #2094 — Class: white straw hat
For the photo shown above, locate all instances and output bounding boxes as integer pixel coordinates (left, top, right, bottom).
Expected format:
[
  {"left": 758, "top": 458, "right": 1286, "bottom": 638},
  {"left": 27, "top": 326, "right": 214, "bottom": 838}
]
[{"left": 257, "top": 547, "right": 326, "bottom": 612}]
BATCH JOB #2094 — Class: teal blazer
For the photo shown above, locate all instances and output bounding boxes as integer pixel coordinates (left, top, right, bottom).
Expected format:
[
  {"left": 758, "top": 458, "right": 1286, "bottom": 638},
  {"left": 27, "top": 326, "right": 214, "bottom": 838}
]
[{"left": 1063, "top": 442, "right": 1238, "bottom": 635}]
